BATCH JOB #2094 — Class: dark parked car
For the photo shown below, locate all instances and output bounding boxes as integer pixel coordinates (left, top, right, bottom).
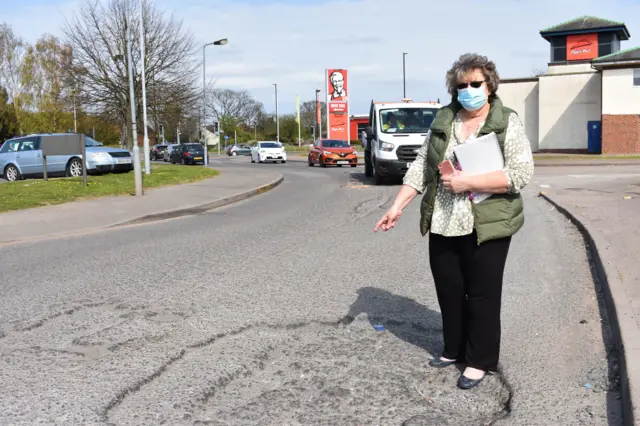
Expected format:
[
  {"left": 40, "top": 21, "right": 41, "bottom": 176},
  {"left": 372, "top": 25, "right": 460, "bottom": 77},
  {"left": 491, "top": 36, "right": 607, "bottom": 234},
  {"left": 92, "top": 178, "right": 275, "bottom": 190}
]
[
  {"left": 169, "top": 143, "right": 206, "bottom": 165},
  {"left": 150, "top": 144, "right": 168, "bottom": 160}
]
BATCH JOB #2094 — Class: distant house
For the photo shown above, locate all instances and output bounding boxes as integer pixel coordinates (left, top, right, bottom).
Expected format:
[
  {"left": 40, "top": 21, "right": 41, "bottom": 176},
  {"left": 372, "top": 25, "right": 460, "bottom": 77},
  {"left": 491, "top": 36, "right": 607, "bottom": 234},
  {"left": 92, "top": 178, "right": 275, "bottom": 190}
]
[{"left": 498, "top": 16, "right": 640, "bottom": 154}]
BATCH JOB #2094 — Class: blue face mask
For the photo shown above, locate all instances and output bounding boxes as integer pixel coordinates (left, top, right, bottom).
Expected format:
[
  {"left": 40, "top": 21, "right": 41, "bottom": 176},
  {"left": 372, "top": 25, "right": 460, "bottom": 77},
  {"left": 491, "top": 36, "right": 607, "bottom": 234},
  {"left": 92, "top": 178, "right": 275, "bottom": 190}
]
[{"left": 457, "top": 86, "right": 487, "bottom": 111}]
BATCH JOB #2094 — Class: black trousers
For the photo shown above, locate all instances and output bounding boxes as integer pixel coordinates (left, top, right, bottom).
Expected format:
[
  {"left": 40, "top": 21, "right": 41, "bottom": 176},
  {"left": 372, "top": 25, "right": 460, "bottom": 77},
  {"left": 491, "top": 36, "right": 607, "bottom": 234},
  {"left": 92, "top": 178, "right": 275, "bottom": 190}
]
[{"left": 428, "top": 230, "right": 511, "bottom": 371}]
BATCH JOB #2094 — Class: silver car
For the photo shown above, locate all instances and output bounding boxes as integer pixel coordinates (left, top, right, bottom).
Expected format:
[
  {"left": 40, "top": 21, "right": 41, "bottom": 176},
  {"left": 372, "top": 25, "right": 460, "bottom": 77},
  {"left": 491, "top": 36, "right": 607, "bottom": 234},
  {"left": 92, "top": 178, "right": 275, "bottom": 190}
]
[
  {"left": 163, "top": 143, "right": 180, "bottom": 162},
  {"left": 0, "top": 134, "right": 133, "bottom": 182}
]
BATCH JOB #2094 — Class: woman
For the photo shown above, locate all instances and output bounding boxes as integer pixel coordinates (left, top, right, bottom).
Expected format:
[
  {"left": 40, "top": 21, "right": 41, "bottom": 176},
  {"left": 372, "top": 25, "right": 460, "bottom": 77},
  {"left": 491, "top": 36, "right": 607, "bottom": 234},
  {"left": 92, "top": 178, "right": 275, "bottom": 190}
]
[{"left": 374, "top": 53, "right": 534, "bottom": 389}]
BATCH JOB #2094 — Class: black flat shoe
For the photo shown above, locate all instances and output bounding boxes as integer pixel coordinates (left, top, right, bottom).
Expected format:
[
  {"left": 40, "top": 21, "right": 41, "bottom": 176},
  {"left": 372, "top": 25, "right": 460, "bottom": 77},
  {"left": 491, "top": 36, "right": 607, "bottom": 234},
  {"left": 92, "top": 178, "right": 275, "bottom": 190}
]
[
  {"left": 428, "top": 357, "right": 458, "bottom": 368},
  {"left": 457, "top": 373, "right": 485, "bottom": 390}
]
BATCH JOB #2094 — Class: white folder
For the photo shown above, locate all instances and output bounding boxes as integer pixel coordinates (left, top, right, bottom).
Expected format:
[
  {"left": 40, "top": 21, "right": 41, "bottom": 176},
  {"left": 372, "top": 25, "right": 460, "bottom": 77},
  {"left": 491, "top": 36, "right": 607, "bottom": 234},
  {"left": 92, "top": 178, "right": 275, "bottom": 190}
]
[{"left": 452, "top": 132, "right": 504, "bottom": 204}]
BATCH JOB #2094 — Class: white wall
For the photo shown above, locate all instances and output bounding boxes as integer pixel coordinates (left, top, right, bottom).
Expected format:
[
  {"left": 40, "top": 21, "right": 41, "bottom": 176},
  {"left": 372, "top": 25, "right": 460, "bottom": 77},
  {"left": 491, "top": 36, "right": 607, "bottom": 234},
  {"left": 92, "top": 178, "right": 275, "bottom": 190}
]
[
  {"left": 497, "top": 80, "right": 539, "bottom": 151},
  {"left": 538, "top": 71, "right": 601, "bottom": 150},
  {"left": 602, "top": 68, "right": 640, "bottom": 114},
  {"left": 547, "top": 63, "right": 595, "bottom": 75}
]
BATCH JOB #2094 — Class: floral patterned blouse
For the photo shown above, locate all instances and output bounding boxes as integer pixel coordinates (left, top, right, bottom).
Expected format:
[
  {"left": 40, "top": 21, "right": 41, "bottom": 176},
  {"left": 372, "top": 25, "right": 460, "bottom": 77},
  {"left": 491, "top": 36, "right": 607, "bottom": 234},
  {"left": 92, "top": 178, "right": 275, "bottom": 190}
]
[{"left": 403, "top": 112, "right": 534, "bottom": 237}]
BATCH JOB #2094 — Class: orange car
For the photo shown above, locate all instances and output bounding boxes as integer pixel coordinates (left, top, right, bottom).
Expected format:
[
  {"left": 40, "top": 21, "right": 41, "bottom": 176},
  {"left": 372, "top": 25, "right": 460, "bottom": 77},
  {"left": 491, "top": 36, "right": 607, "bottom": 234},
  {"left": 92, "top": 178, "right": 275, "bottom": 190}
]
[{"left": 308, "top": 139, "right": 358, "bottom": 168}]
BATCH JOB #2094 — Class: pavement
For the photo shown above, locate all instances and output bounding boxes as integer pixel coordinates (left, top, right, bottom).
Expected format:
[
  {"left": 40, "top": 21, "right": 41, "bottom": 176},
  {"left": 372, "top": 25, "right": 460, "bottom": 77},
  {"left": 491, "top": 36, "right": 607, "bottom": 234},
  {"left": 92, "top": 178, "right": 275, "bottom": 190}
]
[
  {"left": 0, "top": 158, "right": 630, "bottom": 425},
  {"left": 0, "top": 166, "right": 283, "bottom": 245},
  {"left": 535, "top": 166, "right": 640, "bottom": 425}
]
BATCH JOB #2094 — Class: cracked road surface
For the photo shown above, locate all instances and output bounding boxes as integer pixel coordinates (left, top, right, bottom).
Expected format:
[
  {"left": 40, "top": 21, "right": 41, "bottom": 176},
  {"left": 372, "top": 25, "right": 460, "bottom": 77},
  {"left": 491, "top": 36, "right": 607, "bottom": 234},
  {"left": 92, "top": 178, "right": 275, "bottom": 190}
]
[{"left": 0, "top": 159, "right": 623, "bottom": 425}]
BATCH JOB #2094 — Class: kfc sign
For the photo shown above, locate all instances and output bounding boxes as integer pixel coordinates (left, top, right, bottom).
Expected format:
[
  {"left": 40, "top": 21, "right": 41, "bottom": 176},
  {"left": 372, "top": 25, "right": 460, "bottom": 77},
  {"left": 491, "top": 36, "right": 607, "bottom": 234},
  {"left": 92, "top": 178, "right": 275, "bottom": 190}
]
[{"left": 326, "top": 69, "right": 349, "bottom": 141}]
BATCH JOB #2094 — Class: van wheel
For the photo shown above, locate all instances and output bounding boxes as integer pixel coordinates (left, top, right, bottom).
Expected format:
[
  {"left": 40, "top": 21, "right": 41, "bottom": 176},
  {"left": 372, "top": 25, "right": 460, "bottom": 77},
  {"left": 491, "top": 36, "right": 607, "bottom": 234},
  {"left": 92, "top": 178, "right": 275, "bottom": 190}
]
[
  {"left": 4, "top": 164, "right": 20, "bottom": 182},
  {"left": 66, "top": 158, "right": 83, "bottom": 177},
  {"left": 373, "top": 157, "right": 385, "bottom": 185}
]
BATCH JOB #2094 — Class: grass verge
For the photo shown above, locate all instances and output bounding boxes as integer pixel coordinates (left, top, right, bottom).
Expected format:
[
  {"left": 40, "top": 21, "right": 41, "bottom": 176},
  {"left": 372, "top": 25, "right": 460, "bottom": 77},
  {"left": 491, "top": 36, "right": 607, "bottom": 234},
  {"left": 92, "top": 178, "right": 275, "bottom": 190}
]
[{"left": 0, "top": 164, "right": 219, "bottom": 212}]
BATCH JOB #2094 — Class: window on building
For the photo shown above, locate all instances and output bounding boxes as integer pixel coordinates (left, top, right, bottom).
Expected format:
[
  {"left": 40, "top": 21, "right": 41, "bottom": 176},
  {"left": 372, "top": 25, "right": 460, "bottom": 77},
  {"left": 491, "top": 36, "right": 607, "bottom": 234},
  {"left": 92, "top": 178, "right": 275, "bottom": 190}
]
[
  {"left": 634, "top": 69, "right": 640, "bottom": 87},
  {"left": 550, "top": 36, "right": 566, "bottom": 62},
  {"left": 598, "top": 32, "right": 619, "bottom": 57}
]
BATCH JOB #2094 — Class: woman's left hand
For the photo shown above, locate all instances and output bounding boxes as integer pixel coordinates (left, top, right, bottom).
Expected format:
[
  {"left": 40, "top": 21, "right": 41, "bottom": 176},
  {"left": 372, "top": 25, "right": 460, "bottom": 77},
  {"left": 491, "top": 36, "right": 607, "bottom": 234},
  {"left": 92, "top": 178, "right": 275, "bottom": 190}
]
[{"left": 442, "top": 171, "right": 472, "bottom": 194}]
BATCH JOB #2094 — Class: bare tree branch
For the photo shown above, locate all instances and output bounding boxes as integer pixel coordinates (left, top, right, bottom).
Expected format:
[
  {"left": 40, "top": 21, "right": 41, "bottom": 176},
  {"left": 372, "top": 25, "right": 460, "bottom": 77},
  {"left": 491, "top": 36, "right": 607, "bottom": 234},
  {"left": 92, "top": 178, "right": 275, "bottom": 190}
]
[{"left": 63, "top": 0, "right": 199, "bottom": 148}]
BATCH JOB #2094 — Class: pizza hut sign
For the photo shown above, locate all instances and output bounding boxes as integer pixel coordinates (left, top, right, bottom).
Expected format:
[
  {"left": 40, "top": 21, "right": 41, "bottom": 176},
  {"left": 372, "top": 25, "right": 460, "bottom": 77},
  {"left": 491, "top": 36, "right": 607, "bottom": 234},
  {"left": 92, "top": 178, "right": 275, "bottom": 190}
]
[{"left": 566, "top": 34, "right": 598, "bottom": 61}]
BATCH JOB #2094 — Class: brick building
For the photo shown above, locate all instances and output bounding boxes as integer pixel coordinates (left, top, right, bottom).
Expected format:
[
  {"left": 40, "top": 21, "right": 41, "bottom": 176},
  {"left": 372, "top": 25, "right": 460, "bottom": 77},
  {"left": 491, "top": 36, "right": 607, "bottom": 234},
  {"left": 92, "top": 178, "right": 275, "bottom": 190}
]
[{"left": 498, "top": 16, "right": 640, "bottom": 154}]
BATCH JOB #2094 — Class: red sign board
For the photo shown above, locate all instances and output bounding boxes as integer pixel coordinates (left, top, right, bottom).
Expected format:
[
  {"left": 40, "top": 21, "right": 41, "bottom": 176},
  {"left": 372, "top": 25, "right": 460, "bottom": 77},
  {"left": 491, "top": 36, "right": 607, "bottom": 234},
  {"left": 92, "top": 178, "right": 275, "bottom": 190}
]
[
  {"left": 329, "top": 102, "right": 347, "bottom": 113},
  {"left": 327, "top": 69, "right": 349, "bottom": 141},
  {"left": 566, "top": 33, "right": 598, "bottom": 61}
]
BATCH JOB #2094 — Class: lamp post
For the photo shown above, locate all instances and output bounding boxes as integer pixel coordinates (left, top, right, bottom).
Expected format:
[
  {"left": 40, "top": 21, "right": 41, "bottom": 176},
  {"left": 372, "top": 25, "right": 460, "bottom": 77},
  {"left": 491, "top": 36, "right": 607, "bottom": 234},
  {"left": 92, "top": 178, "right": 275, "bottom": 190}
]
[
  {"left": 202, "top": 38, "right": 228, "bottom": 164},
  {"left": 315, "top": 89, "right": 321, "bottom": 141},
  {"left": 273, "top": 83, "right": 279, "bottom": 142},
  {"left": 140, "top": 0, "right": 150, "bottom": 174},
  {"left": 402, "top": 52, "right": 407, "bottom": 99},
  {"left": 126, "top": 9, "right": 142, "bottom": 196}
]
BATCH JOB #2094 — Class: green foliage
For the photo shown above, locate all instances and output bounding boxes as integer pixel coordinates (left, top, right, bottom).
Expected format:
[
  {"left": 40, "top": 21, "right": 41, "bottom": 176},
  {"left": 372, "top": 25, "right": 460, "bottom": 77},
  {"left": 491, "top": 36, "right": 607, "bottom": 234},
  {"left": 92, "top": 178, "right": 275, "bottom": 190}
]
[{"left": 0, "top": 86, "right": 18, "bottom": 140}]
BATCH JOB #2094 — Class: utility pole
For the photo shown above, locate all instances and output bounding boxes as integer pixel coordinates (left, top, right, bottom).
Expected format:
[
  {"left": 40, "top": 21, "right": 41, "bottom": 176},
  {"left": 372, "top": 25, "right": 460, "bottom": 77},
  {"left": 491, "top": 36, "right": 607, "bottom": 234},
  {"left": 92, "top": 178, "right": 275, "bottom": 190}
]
[
  {"left": 126, "top": 10, "right": 142, "bottom": 196},
  {"left": 403, "top": 52, "right": 407, "bottom": 99},
  {"left": 73, "top": 90, "right": 77, "bottom": 133},
  {"left": 315, "top": 89, "right": 321, "bottom": 141},
  {"left": 202, "top": 38, "right": 228, "bottom": 164},
  {"left": 139, "top": 0, "right": 151, "bottom": 174},
  {"left": 273, "top": 83, "right": 279, "bottom": 142}
]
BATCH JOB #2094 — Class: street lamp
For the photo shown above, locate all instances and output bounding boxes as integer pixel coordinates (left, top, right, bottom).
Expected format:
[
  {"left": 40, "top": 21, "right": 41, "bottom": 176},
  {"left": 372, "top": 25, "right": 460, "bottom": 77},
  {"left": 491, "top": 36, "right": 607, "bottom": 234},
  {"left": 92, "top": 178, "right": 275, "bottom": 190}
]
[
  {"left": 203, "top": 38, "right": 228, "bottom": 163},
  {"left": 315, "top": 88, "right": 321, "bottom": 141},
  {"left": 126, "top": 11, "right": 142, "bottom": 196},
  {"left": 403, "top": 52, "right": 407, "bottom": 99},
  {"left": 273, "top": 83, "right": 279, "bottom": 142},
  {"left": 140, "top": 0, "right": 151, "bottom": 175}
]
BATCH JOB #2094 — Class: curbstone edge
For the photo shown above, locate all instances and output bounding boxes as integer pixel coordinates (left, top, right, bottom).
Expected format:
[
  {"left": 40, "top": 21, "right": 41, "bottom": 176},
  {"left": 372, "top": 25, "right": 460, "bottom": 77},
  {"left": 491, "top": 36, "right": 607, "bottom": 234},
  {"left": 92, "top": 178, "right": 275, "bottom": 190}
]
[
  {"left": 111, "top": 174, "right": 284, "bottom": 227},
  {"left": 540, "top": 192, "right": 638, "bottom": 426}
]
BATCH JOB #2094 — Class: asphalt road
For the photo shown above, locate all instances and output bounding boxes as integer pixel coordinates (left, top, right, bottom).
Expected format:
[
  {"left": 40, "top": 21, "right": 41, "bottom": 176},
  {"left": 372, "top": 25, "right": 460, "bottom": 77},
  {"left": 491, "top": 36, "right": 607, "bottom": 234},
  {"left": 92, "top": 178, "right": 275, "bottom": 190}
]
[{"left": 0, "top": 158, "right": 623, "bottom": 425}]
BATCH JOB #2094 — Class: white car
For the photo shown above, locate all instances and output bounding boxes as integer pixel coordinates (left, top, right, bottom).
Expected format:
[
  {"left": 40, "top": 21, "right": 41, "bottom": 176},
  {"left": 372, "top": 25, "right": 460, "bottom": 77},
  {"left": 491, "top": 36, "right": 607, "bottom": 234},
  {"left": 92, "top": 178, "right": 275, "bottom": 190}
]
[{"left": 251, "top": 141, "right": 287, "bottom": 164}]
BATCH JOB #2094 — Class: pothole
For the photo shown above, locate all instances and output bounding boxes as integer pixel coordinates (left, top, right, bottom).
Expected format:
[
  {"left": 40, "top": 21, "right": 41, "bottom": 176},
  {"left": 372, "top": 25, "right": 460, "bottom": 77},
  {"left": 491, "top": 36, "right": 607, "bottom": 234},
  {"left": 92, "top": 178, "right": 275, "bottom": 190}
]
[{"left": 107, "top": 318, "right": 510, "bottom": 425}]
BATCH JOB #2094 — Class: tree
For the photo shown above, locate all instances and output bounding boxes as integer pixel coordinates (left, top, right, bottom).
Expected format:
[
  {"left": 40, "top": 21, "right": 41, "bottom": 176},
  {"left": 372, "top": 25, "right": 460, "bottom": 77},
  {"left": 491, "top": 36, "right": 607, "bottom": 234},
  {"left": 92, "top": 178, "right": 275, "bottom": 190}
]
[
  {"left": 21, "top": 34, "right": 74, "bottom": 133},
  {"left": 205, "top": 88, "right": 263, "bottom": 127},
  {"left": 0, "top": 86, "right": 18, "bottom": 140},
  {"left": 531, "top": 67, "right": 547, "bottom": 77},
  {"left": 0, "top": 23, "right": 28, "bottom": 134},
  {"left": 63, "top": 0, "right": 199, "bottom": 149},
  {"left": 300, "top": 100, "right": 326, "bottom": 137}
]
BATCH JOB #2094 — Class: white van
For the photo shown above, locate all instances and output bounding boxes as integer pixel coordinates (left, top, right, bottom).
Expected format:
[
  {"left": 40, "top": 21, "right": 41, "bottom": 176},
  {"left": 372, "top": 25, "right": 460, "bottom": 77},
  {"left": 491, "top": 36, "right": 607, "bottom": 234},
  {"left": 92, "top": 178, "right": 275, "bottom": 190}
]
[{"left": 362, "top": 99, "right": 442, "bottom": 184}]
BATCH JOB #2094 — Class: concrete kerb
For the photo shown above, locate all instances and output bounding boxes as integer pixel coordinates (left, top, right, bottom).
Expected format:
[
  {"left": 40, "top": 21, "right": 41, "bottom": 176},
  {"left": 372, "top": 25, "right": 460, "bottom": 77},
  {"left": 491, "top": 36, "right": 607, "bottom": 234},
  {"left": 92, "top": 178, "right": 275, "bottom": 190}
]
[
  {"left": 112, "top": 174, "right": 284, "bottom": 228},
  {"left": 539, "top": 193, "right": 638, "bottom": 426},
  {"left": 0, "top": 174, "right": 284, "bottom": 247}
]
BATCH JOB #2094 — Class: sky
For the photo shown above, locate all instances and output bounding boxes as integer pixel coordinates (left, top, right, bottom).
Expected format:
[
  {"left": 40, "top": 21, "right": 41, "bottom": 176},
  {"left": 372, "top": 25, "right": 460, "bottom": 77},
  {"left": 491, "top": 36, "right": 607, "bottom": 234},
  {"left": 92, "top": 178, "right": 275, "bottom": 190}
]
[{"left": 3, "top": 0, "right": 640, "bottom": 116}]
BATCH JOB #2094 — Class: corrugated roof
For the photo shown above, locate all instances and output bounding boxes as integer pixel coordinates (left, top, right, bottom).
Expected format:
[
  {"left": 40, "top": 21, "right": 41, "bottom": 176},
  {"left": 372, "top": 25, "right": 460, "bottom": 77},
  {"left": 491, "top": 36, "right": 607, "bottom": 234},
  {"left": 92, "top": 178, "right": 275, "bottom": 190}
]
[{"left": 540, "top": 16, "right": 630, "bottom": 40}]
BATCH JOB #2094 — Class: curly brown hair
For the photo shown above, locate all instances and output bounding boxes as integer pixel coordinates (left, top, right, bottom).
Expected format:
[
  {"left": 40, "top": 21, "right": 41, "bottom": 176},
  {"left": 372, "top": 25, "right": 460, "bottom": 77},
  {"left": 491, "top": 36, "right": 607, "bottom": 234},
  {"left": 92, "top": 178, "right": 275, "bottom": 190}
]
[{"left": 445, "top": 53, "right": 500, "bottom": 99}]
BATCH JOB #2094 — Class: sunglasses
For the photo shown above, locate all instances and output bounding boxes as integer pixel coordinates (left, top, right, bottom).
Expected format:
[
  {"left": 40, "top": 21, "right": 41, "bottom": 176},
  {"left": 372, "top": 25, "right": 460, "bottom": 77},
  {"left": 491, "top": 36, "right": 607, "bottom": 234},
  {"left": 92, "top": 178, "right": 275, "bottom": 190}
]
[{"left": 456, "top": 80, "right": 486, "bottom": 90}]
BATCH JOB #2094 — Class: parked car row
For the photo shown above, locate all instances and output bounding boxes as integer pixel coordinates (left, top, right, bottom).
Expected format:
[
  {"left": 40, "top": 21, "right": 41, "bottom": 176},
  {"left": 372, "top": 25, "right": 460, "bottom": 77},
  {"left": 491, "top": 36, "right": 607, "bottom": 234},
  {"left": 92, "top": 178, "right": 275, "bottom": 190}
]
[
  {"left": 0, "top": 133, "right": 133, "bottom": 182},
  {"left": 150, "top": 143, "right": 207, "bottom": 165}
]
